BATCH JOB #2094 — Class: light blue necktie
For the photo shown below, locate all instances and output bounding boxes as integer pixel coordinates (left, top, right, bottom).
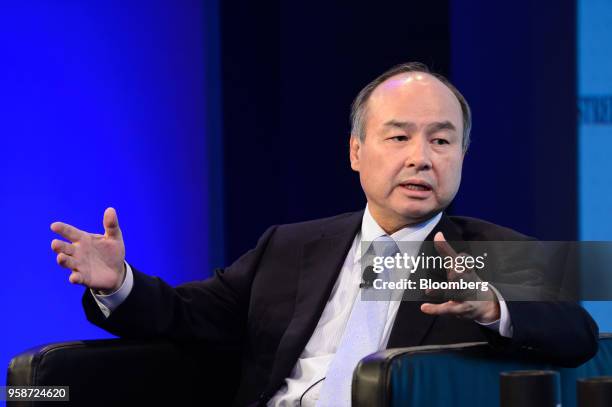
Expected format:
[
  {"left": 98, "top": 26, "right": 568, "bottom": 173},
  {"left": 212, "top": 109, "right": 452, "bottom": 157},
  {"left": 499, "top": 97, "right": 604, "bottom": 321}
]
[{"left": 316, "top": 235, "right": 399, "bottom": 407}]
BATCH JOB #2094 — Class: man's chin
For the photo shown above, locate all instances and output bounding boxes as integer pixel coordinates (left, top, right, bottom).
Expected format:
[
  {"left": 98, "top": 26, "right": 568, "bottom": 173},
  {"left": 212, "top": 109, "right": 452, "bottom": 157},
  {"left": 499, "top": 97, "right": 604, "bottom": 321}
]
[{"left": 394, "top": 206, "right": 441, "bottom": 224}]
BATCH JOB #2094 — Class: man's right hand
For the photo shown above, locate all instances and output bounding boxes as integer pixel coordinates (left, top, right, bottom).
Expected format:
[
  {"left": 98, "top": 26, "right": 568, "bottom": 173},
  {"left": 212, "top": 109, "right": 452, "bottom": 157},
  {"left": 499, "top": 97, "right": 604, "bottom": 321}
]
[{"left": 51, "top": 207, "right": 126, "bottom": 295}]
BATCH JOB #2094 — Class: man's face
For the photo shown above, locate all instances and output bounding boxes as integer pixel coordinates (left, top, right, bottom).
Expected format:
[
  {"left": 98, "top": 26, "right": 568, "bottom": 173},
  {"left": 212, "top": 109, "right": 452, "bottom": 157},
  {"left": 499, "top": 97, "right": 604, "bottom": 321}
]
[{"left": 350, "top": 72, "right": 465, "bottom": 230}]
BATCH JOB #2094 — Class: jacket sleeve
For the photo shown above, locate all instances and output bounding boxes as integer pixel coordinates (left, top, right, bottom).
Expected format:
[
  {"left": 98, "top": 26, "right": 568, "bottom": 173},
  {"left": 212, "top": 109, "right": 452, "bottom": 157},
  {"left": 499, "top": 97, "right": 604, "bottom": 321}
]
[
  {"left": 82, "top": 225, "right": 278, "bottom": 348},
  {"left": 479, "top": 240, "right": 599, "bottom": 367},
  {"left": 486, "top": 301, "right": 600, "bottom": 368}
]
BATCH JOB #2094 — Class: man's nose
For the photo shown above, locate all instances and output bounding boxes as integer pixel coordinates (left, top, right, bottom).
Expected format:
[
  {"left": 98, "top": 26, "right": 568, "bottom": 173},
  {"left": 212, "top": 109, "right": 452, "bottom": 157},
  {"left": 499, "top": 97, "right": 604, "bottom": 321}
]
[{"left": 404, "top": 137, "right": 432, "bottom": 170}]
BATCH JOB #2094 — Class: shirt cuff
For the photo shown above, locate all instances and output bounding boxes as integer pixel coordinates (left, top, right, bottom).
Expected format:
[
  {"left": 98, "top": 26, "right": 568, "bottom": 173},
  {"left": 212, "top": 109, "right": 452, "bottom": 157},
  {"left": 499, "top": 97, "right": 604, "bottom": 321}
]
[
  {"left": 91, "top": 261, "right": 134, "bottom": 318},
  {"left": 474, "top": 285, "right": 514, "bottom": 338}
]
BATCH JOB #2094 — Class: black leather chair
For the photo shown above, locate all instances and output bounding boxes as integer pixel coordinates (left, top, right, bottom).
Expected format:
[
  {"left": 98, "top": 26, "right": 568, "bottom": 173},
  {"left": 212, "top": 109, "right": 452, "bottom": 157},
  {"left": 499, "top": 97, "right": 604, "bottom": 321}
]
[
  {"left": 7, "top": 335, "right": 612, "bottom": 406},
  {"left": 353, "top": 334, "right": 612, "bottom": 407},
  {"left": 7, "top": 338, "right": 240, "bottom": 406}
]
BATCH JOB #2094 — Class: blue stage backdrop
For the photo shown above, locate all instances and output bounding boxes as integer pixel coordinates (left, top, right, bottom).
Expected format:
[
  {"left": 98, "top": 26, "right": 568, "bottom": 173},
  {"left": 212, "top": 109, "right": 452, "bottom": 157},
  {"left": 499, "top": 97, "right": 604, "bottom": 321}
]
[
  {"left": 578, "top": 0, "right": 612, "bottom": 331},
  {"left": 0, "top": 0, "right": 222, "bottom": 389},
  {"left": 450, "top": 0, "right": 612, "bottom": 331}
]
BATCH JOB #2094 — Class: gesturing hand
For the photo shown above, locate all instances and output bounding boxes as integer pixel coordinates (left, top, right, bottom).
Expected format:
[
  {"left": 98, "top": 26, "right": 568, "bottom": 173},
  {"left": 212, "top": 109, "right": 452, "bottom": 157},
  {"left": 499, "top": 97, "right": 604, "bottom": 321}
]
[
  {"left": 51, "top": 207, "right": 126, "bottom": 295},
  {"left": 420, "top": 231, "right": 500, "bottom": 323}
]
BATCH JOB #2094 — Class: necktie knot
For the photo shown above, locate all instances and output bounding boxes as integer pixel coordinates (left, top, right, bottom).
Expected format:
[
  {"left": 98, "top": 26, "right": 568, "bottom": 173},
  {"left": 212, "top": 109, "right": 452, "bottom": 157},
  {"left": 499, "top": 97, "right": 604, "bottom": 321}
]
[{"left": 372, "top": 235, "right": 399, "bottom": 258}]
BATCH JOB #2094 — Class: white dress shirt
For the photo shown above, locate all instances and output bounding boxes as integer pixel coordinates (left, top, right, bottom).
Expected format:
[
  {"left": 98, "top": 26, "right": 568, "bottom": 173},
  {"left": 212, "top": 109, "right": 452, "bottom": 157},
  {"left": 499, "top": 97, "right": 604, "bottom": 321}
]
[{"left": 92, "top": 207, "right": 512, "bottom": 406}]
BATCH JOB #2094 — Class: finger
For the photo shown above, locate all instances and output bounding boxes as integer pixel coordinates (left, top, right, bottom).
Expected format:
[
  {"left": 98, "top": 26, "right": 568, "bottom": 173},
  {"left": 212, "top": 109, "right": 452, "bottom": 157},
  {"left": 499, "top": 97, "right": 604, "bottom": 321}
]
[
  {"left": 426, "top": 284, "right": 478, "bottom": 302},
  {"left": 433, "top": 232, "right": 472, "bottom": 280},
  {"left": 51, "top": 239, "right": 75, "bottom": 256},
  {"left": 433, "top": 231, "right": 459, "bottom": 258},
  {"left": 56, "top": 253, "right": 78, "bottom": 270},
  {"left": 50, "top": 222, "right": 85, "bottom": 243},
  {"left": 103, "top": 207, "right": 122, "bottom": 239},
  {"left": 421, "top": 301, "right": 471, "bottom": 316},
  {"left": 69, "top": 272, "right": 83, "bottom": 285}
]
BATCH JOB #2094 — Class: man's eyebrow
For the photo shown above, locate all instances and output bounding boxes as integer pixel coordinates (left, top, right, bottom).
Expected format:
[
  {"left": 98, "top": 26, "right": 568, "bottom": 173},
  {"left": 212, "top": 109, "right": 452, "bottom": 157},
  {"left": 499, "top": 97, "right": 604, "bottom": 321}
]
[
  {"left": 383, "top": 120, "right": 417, "bottom": 131},
  {"left": 382, "top": 120, "right": 457, "bottom": 133},
  {"left": 426, "top": 121, "right": 457, "bottom": 133}
]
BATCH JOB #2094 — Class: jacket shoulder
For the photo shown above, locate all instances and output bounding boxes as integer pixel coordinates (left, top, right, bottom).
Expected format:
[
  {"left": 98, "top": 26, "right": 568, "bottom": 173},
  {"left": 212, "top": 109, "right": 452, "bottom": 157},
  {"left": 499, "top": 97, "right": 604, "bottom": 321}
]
[
  {"left": 280, "top": 211, "right": 359, "bottom": 228},
  {"left": 275, "top": 211, "right": 362, "bottom": 237},
  {"left": 447, "top": 216, "right": 535, "bottom": 241}
]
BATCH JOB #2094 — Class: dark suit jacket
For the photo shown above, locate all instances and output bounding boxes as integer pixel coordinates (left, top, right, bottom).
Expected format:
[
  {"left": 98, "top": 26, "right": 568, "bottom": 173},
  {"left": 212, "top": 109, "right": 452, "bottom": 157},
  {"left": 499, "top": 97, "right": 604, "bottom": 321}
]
[{"left": 83, "top": 211, "right": 599, "bottom": 406}]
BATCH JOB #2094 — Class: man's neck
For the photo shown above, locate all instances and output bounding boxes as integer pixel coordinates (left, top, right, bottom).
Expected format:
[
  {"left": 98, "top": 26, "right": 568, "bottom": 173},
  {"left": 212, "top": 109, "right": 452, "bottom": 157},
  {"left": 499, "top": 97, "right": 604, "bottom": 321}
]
[{"left": 368, "top": 207, "right": 441, "bottom": 235}]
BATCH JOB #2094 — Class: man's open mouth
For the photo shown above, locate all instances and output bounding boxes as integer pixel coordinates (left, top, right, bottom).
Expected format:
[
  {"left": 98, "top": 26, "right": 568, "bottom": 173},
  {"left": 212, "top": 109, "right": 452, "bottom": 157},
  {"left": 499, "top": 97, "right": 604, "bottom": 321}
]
[
  {"left": 399, "top": 181, "right": 432, "bottom": 192},
  {"left": 402, "top": 183, "right": 430, "bottom": 191}
]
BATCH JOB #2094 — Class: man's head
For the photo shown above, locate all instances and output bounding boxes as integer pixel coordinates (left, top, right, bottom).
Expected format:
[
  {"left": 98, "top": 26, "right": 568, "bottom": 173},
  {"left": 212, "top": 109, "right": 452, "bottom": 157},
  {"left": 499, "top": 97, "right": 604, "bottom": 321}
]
[{"left": 349, "top": 62, "right": 471, "bottom": 232}]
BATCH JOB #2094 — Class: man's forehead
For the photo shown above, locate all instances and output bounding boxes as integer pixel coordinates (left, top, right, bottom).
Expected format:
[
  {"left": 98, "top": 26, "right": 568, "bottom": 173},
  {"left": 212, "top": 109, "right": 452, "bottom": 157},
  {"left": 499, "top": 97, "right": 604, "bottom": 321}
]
[
  {"left": 373, "top": 72, "right": 449, "bottom": 98},
  {"left": 382, "top": 71, "right": 431, "bottom": 86},
  {"left": 368, "top": 72, "right": 462, "bottom": 119}
]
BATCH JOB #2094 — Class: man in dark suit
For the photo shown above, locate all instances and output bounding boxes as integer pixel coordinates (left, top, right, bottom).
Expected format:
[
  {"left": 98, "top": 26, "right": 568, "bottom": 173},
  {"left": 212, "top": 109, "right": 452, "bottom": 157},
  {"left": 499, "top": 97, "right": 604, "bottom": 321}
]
[{"left": 50, "top": 62, "right": 598, "bottom": 406}]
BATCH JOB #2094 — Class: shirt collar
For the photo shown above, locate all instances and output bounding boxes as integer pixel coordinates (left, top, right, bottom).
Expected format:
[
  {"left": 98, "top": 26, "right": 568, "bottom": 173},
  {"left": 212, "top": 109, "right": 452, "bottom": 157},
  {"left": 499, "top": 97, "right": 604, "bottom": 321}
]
[{"left": 355, "top": 204, "right": 443, "bottom": 264}]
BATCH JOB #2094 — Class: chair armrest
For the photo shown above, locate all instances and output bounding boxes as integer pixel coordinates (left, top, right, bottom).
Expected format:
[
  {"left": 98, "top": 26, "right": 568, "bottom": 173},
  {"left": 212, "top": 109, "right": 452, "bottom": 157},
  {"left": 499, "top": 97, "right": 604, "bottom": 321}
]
[
  {"left": 7, "top": 338, "right": 240, "bottom": 406},
  {"left": 352, "top": 341, "right": 492, "bottom": 407},
  {"left": 352, "top": 335, "right": 612, "bottom": 407}
]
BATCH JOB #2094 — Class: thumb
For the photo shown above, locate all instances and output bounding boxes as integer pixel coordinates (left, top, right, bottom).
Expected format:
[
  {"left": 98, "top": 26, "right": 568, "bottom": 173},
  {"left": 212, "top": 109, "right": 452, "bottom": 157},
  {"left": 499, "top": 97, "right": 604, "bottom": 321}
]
[
  {"left": 103, "top": 207, "right": 122, "bottom": 239},
  {"left": 433, "top": 231, "right": 458, "bottom": 258}
]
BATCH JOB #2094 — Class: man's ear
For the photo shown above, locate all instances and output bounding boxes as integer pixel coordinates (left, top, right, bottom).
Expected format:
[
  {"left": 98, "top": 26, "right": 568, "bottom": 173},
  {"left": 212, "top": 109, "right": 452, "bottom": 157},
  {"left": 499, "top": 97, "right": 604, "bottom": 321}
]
[{"left": 349, "top": 135, "right": 361, "bottom": 172}]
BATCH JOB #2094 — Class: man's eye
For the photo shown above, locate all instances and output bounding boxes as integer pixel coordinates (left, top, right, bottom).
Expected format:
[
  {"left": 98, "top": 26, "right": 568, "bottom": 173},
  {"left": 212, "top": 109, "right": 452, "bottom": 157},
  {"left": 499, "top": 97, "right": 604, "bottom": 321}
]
[
  {"left": 389, "top": 135, "right": 408, "bottom": 142},
  {"left": 433, "top": 138, "right": 449, "bottom": 145}
]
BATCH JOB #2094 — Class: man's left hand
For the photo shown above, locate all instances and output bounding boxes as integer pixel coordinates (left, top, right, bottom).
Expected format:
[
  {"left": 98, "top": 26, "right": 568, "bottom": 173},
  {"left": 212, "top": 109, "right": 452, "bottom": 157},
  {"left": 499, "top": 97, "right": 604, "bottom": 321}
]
[{"left": 420, "top": 231, "right": 500, "bottom": 323}]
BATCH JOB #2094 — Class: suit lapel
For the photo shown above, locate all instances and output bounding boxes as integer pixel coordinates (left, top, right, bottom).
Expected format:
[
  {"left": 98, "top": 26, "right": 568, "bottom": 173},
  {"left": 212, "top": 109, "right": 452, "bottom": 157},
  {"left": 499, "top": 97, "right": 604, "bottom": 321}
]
[
  {"left": 265, "top": 211, "right": 363, "bottom": 395},
  {"left": 387, "top": 213, "right": 466, "bottom": 348}
]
